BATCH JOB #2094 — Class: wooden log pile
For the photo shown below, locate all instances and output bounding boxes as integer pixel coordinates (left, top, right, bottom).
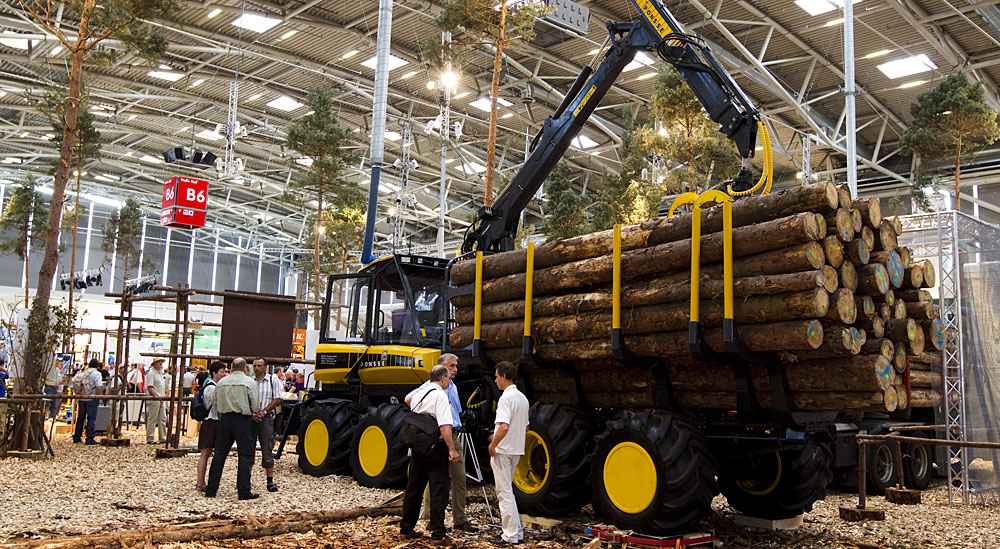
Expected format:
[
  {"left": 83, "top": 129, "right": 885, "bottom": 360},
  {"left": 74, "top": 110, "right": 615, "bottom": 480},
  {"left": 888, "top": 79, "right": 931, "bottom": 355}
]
[{"left": 449, "top": 183, "right": 943, "bottom": 413}]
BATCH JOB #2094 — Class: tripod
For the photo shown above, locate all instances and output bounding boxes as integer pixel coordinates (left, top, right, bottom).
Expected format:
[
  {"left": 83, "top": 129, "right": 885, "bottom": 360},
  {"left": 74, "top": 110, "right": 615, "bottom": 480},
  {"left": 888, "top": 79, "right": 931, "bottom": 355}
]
[{"left": 457, "top": 430, "right": 495, "bottom": 523}]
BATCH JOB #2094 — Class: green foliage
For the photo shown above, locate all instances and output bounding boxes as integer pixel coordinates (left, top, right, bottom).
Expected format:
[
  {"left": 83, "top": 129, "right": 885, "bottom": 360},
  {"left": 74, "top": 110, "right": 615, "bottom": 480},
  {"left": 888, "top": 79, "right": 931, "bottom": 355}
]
[
  {"left": 641, "top": 65, "right": 740, "bottom": 194},
  {"left": 435, "top": 0, "right": 546, "bottom": 46},
  {"left": 0, "top": 174, "right": 47, "bottom": 261},
  {"left": 591, "top": 107, "right": 659, "bottom": 230},
  {"left": 60, "top": 202, "right": 89, "bottom": 234},
  {"left": 22, "top": 302, "right": 79, "bottom": 392},
  {"left": 298, "top": 207, "right": 366, "bottom": 279},
  {"left": 102, "top": 198, "right": 148, "bottom": 279},
  {"left": 540, "top": 160, "right": 589, "bottom": 240},
  {"left": 51, "top": 99, "right": 103, "bottom": 165},
  {"left": 900, "top": 71, "right": 1000, "bottom": 210}
]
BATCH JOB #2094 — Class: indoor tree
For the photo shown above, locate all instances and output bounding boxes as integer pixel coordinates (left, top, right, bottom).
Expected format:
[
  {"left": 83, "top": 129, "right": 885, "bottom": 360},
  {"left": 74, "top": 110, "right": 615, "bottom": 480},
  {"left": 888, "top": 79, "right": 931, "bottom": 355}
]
[
  {"left": 641, "top": 65, "right": 740, "bottom": 195},
  {"left": 297, "top": 207, "right": 365, "bottom": 330},
  {"left": 284, "top": 85, "right": 363, "bottom": 326},
  {"left": 899, "top": 71, "right": 1000, "bottom": 211},
  {"left": 540, "top": 160, "right": 590, "bottom": 240},
  {"left": 102, "top": 198, "right": 148, "bottom": 291},
  {"left": 434, "top": 0, "right": 547, "bottom": 206},
  {"left": 591, "top": 107, "right": 658, "bottom": 230},
  {"left": 12, "top": 0, "right": 173, "bottom": 449},
  {"left": 0, "top": 174, "right": 47, "bottom": 308}
]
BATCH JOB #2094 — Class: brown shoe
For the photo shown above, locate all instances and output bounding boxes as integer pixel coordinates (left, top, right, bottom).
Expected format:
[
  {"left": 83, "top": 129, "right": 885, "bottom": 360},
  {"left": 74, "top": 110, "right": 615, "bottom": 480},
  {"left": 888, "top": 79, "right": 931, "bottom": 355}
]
[
  {"left": 452, "top": 522, "right": 478, "bottom": 532},
  {"left": 430, "top": 535, "right": 451, "bottom": 546}
]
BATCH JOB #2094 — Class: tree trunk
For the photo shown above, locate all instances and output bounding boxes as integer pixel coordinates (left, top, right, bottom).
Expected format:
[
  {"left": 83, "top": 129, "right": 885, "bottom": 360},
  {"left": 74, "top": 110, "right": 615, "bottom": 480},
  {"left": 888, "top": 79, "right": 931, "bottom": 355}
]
[
  {"left": 483, "top": 1, "right": 507, "bottom": 207},
  {"left": 666, "top": 355, "right": 894, "bottom": 393},
  {"left": 886, "top": 318, "right": 917, "bottom": 342},
  {"left": 856, "top": 294, "right": 875, "bottom": 318},
  {"left": 451, "top": 182, "right": 838, "bottom": 284},
  {"left": 870, "top": 249, "right": 903, "bottom": 288},
  {"left": 908, "top": 389, "right": 942, "bottom": 408},
  {"left": 851, "top": 197, "right": 883, "bottom": 228},
  {"left": 313, "top": 186, "right": 323, "bottom": 330},
  {"left": 67, "top": 162, "right": 82, "bottom": 351},
  {"left": 908, "top": 325, "right": 926, "bottom": 355},
  {"left": 824, "top": 208, "right": 855, "bottom": 242},
  {"left": 839, "top": 261, "right": 858, "bottom": 292},
  {"left": 875, "top": 219, "right": 898, "bottom": 251},
  {"left": 954, "top": 135, "right": 962, "bottom": 211},
  {"left": 845, "top": 238, "right": 870, "bottom": 266},
  {"left": 857, "top": 263, "right": 889, "bottom": 295},
  {"left": 860, "top": 225, "right": 875, "bottom": 252},
  {"left": 671, "top": 389, "right": 893, "bottom": 412},
  {"left": 922, "top": 319, "right": 944, "bottom": 351},
  {"left": 920, "top": 260, "right": 935, "bottom": 288},
  {"left": 857, "top": 315, "right": 885, "bottom": 339},
  {"left": 823, "top": 235, "right": 844, "bottom": 268},
  {"left": 902, "top": 264, "right": 924, "bottom": 289},
  {"left": 897, "top": 246, "right": 911, "bottom": 269},
  {"left": 820, "top": 288, "right": 856, "bottom": 324},
  {"left": 861, "top": 338, "right": 894, "bottom": 359},
  {"left": 22, "top": 43, "right": 88, "bottom": 453}
]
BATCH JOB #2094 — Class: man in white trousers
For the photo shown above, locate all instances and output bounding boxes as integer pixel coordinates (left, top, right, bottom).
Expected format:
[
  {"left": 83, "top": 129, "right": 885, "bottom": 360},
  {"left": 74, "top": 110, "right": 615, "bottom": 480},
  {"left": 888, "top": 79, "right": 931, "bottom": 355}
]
[{"left": 487, "top": 361, "right": 529, "bottom": 545}]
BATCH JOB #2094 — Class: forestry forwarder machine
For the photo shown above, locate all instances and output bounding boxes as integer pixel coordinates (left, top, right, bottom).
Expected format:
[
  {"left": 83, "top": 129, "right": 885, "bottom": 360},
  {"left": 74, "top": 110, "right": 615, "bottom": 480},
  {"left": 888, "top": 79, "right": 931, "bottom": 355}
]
[{"left": 294, "top": 0, "right": 841, "bottom": 535}]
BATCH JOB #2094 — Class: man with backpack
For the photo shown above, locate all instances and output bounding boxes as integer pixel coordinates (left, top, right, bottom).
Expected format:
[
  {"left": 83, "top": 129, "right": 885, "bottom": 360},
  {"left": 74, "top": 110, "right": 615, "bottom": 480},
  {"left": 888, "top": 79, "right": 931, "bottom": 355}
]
[
  {"left": 72, "top": 359, "right": 104, "bottom": 444},
  {"left": 195, "top": 361, "right": 227, "bottom": 492}
]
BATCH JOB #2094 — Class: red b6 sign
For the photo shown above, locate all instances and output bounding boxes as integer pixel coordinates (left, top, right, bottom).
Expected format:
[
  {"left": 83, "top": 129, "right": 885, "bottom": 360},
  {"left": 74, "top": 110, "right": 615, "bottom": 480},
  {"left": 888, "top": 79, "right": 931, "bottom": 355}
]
[{"left": 162, "top": 176, "right": 208, "bottom": 228}]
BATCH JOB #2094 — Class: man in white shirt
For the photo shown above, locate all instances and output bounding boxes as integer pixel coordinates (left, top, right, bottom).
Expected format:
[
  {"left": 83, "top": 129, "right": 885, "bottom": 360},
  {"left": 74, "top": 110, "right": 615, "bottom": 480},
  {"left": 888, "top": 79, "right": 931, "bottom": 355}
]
[
  {"left": 253, "top": 358, "right": 284, "bottom": 493},
  {"left": 182, "top": 367, "right": 196, "bottom": 397},
  {"left": 196, "top": 361, "right": 228, "bottom": 492},
  {"left": 72, "top": 359, "right": 105, "bottom": 444},
  {"left": 399, "top": 365, "right": 459, "bottom": 545},
  {"left": 487, "top": 361, "right": 530, "bottom": 545},
  {"left": 145, "top": 359, "right": 168, "bottom": 444}
]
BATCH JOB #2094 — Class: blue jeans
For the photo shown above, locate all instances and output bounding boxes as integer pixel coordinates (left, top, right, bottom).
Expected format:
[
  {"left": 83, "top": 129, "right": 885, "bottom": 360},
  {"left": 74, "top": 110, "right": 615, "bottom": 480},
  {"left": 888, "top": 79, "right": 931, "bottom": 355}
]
[
  {"left": 73, "top": 399, "right": 99, "bottom": 442},
  {"left": 43, "top": 385, "right": 60, "bottom": 418}
]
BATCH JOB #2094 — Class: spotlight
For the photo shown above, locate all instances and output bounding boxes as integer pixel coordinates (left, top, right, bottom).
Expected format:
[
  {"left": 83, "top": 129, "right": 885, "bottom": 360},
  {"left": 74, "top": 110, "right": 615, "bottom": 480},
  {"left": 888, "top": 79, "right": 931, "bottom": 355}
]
[
  {"left": 191, "top": 149, "right": 204, "bottom": 164},
  {"left": 201, "top": 151, "right": 218, "bottom": 166},
  {"left": 174, "top": 146, "right": 187, "bottom": 162}
]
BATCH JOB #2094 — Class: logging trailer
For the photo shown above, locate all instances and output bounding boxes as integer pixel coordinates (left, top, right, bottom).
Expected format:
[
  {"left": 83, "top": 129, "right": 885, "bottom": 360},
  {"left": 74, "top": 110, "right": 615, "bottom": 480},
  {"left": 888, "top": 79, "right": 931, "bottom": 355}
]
[{"left": 290, "top": 0, "right": 941, "bottom": 535}]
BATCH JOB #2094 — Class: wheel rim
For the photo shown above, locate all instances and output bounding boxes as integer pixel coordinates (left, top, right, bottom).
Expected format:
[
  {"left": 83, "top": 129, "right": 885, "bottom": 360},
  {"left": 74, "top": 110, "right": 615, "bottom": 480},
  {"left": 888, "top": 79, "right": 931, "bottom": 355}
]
[
  {"left": 304, "top": 418, "right": 330, "bottom": 467},
  {"left": 734, "top": 452, "right": 783, "bottom": 496},
  {"left": 603, "top": 441, "right": 657, "bottom": 515},
  {"left": 357, "top": 425, "right": 388, "bottom": 478},
  {"left": 875, "top": 445, "right": 894, "bottom": 484},
  {"left": 911, "top": 445, "right": 930, "bottom": 479},
  {"left": 514, "top": 430, "right": 550, "bottom": 495}
]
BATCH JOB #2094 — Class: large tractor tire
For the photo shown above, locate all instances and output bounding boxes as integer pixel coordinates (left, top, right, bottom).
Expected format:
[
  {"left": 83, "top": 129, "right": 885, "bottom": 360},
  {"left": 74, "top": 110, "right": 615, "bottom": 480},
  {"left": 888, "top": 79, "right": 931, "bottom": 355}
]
[
  {"left": 591, "top": 410, "right": 718, "bottom": 535},
  {"left": 513, "top": 403, "right": 597, "bottom": 516},
  {"left": 718, "top": 440, "right": 833, "bottom": 519},
  {"left": 297, "top": 401, "right": 363, "bottom": 477},
  {"left": 903, "top": 431, "right": 933, "bottom": 490},
  {"left": 350, "top": 403, "right": 410, "bottom": 488}
]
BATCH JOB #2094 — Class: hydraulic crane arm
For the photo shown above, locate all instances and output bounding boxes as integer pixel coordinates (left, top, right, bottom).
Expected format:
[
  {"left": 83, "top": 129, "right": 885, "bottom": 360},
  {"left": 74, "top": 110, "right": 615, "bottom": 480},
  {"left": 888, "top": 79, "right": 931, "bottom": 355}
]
[{"left": 461, "top": 0, "right": 763, "bottom": 254}]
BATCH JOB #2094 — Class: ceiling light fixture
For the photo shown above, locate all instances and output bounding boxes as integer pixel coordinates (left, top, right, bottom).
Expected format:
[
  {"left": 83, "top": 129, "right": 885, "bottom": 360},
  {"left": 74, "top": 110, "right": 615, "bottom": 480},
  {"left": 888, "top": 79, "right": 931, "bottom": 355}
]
[
  {"left": 794, "top": 0, "right": 861, "bottom": 17},
  {"left": 147, "top": 71, "right": 185, "bottom": 82},
  {"left": 279, "top": 29, "right": 298, "bottom": 40},
  {"left": 878, "top": 54, "right": 937, "bottom": 79},
  {"left": 197, "top": 128, "right": 225, "bottom": 141},
  {"left": 863, "top": 49, "right": 893, "bottom": 59},
  {"left": 361, "top": 54, "right": 408, "bottom": 71},
  {"left": 190, "top": 78, "right": 205, "bottom": 87},
  {"left": 453, "top": 91, "right": 470, "bottom": 100},
  {"left": 247, "top": 93, "right": 263, "bottom": 101},
  {"left": 824, "top": 17, "right": 844, "bottom": 27},
  {"left": 401, "top": 71, "right": 418, "bottom": 79},
  {"left": 342, "top": 50, "right": 360, "bottom": 59},
  {"left": 636, "top": 72, "right": 657, "bottom": 80},
  {"left": 469, "top": 96, "right": 513, "bottom": 112},
  {"left": 898, "top": 80, "right": 927, "bottom": 89},
  {"left": 207, "top": 8, "right": 222, "bottom": 18},
  {"left": 385, "top": 131, "right": 402, "bottom": 141},
  {"left": 231, "top": 13, "right": 281, "bottom": 33},
  {"left": 51, "top": 45, "right": 62, "bottom": 55},
  {"left": 266, "top": 95, "right": 303, "bottom": 111}
]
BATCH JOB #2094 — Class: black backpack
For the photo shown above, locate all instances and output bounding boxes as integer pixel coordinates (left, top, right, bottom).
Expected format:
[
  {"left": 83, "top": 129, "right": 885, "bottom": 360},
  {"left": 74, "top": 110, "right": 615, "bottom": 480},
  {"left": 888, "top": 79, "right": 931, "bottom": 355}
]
[
  {"left": 399, "top": 389, "right": 442, "bottom": 455},
  {"left": 190, "top": 380, "right": 215, "bottom": 421}
]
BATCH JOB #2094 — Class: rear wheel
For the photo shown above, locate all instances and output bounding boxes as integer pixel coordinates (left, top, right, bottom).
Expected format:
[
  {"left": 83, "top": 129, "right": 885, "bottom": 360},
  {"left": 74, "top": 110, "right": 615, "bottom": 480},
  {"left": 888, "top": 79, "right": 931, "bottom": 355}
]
[
  {"left": 866, "top": 441, "right": 897, "bottom": 495},
  {"left": 350, "top": 403, "right": 410, "bottom": 488},
  {"left": 296, "top": 401, "right": 363, "bottom": 477},
  {"left": 513, "top": 403, "right": 597, "bottom": 516},
  {"left": 591, "top": 410, "right": 718, "bottom": 535},
  {"left": 718, "top": 441, "right": 833, "bottom": 519},
  {"left": 903, "top": 431, "right": 933, "bottom": 490}
]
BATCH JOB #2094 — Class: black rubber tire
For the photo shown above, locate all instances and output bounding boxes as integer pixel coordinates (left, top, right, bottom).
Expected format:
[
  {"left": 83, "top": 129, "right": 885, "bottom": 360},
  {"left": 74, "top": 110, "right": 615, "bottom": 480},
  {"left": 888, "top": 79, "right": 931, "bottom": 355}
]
[
  {"left": 718, "top": 441, "right": 833, "bottom": 519},
  {"left": 866, "top": 440, "right": 897, "bottom": 495},
  {"left": 513, "top": 403, "right": 597, "bottom": 516},
  {"left": 903, "top": 431, "right": 933, "bottom": 490},
  {"left": 590, "top": 410, "right": 718, "bottom": 535},
  {"left": 296, "top": 401, "right": 363, "bottom": 477},
  {"left": 350, "top": 403, "right": 411, "bottom": 488}
]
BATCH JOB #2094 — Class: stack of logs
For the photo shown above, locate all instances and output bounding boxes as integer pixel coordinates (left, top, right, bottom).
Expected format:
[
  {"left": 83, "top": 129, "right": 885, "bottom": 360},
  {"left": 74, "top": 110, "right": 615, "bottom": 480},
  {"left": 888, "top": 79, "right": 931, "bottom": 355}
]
[{"left": 449, "top": 182, "right": 944, "bottom": 413}]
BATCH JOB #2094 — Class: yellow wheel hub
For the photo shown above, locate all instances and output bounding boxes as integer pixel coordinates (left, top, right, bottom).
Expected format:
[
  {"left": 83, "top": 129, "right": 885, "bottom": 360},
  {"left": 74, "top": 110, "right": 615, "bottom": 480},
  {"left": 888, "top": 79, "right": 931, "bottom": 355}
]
[
  {"left": 357, "top": 425, "right": 388, "bottom": 478},
  {"left": 514, "top": 430, "right": 549, "bottom": 494},
  {"left": 735, "top": 452, "right": 782, "bottom": 496},
  {"left": 303, "top": 418, "right": 330, "bottom": 467},
  {"left": 603, "top": 442, "right": 657, "bottom": 514}
]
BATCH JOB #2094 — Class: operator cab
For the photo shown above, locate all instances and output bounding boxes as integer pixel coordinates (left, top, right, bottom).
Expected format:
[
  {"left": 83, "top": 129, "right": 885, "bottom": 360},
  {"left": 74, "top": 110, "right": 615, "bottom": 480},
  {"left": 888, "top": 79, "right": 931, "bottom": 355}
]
[{"left": 320, "top": 254, "right": 449, "bottom": 347}]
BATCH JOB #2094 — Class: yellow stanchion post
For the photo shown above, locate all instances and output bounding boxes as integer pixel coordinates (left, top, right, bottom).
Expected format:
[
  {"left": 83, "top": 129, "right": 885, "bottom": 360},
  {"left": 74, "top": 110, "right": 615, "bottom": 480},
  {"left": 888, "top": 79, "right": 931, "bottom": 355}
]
[
  {"left": 522, "top": 243, "right": 535, "bottom": 357},
  {"left": 473, "top": 251, "right": 484, "bottom": 358}
]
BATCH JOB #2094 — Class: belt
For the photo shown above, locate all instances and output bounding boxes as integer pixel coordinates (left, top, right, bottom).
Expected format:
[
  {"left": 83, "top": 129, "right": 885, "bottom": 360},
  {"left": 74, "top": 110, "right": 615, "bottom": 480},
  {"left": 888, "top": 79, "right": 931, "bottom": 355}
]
[{"left": 221, "top": 412, "right": 251, "bottom": 417}]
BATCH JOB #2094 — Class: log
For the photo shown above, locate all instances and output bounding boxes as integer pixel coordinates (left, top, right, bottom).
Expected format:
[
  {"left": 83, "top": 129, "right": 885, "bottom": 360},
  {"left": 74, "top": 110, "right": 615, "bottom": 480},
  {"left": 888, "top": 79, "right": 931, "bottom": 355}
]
[
  {"left": 902, "top": 264, "right": 924, "bottom": 289},
  {"left": 450, "top": 289, "right": 830, "bottom": 348},
  {"left": 825, "top": 208, "right": 856, "bottom": 242},
  {"left": 861, "top": 338, "right": 894, "bottom": 360},
  {"left": 857, "top": 315, "right": 885, "bottom": 339},
  {"left": 909, "top": 326, "right": 926, "bottom": 355},
  {"left": 453, "top": 269, "right": 831, "bottom": 325},
  {"left": 909, "top": 369, "right": 940, "bottom": 388},
  {"left": 895, "top": 383, "right": 909, "bottom": 410},
  {"left": 887, "top": 215, "right": 903, "bottom": 236},
  {"left": 860, "top": 225, "right": 875, "bottom": 251},
  {"left": 824, "top": 235, "right": 845, "bottom": 268},
  {"left": 671, "top": 389, "right": 894, "bottom": 412},
  {"left": 905, "top": 301, "right": 936, "bottom": 320},
  {"left": 849, "top": 209, "right": 863, "bottom": 233},
  {"left": 858, "top": 263, "right": 890, "bottom": 295},
  {"left": 451, "top": 182, "right": 839, "bottom": 285},
  {"left": 909, "top": 352, "right": 943, "bottom": 370},
  {"left": 856, "top": 294, "right": 876, "bottom": 318},
  {"left": 893, "top": 344, "right": 908, "bottom": 372},
  {"left": 454, "top": 212, "right": 823, "bottom": 306},
  {"left": 816, "top": 214, "right": 827, "bottom": 236},
  {"left": 852, "top": 197, "right": 883, "bottom": 228},
  {"left": 876, "top": 219, "right": 898, "bottom": 251},
  {"left": 909, "top": 389, "right": 942, "bottom": 408},
  {"left": 821, "top": 265, "right": 840, "bottom": 293},
  {"left": 852, "top": 327, "right": 867, "bottom": 352},
  {"left": 922, "top": 319, "right": 945, "bottom": 351},
  {"left": 845, "top": 238, "right": 871, "bottom": 265},
  {"left": 669, "top": 355, "right": 895, "bottom": 393},
  {"left": 871, "top": 288, "right": 895, "bottom": 306},
  {"left": 838, "top": 185, "right": 852, "bottom": 209},
  {"left": 920, "top": 260, "right": 936, "bottom": 288},
  {"left": 814, "top": 324, "right": 858, "bottom": 355},
  {"left": 821, "top": 288, "right": 857, "bottom": 324},
  {"left": 892, "top": 300, "right": 908, "bottom": 320},
  {"left": 896, "top": 289, "right": 932, "bottom": 303},
  {"left": 897, "top": 246, "right": 912, "bottom": 270},
  {"left": 484, "top": 320, "right": 825, "bottom": 362},
  {"left": 879, "top": 303, "right": 892, "bottom": 322},
  {"left": 871, "top": 249, "right": 904, "bottom": 288},
  {"left": 884, "top": 386, "right": 899, "bottom": 412},
  {"left": 886, "top": 318, "right": 918, "bottom": 342},
  {"left": 839, "top": 261, "right": 858, "bottom": 292}
]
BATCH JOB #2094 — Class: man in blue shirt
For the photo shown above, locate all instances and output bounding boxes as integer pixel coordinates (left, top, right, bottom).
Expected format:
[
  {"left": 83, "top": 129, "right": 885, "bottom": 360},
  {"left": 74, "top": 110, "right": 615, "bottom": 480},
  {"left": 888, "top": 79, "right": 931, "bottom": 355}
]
[
  {"left": 405, "top": 353, "right": 475, "bottom": 531},
  {"left": 0, "top": 361, "right": 9, "bottom": 398}
]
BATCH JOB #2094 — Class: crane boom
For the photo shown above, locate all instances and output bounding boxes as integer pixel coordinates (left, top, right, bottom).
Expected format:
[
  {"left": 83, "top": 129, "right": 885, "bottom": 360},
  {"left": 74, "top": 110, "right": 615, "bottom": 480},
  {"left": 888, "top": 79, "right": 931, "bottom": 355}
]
[{"left": 462, "top": 0, "right": 761, "bottom": 253}]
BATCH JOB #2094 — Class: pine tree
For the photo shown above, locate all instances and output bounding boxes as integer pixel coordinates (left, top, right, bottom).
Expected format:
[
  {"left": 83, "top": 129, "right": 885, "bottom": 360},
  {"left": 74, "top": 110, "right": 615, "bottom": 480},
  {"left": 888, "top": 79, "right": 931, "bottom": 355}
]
[
  {"left": 642, "top": 65, "right": 740, "bottom": 194},
  {"left": 0, "top": 174, "right": 47, "bottom": 307},
  {"left": 591, "top": 107, "right": 658, "bottom": 231},
  {"left": 434, "top": 0, "right": 548, "bottom": 207},
  {"left": 102, "top": 198, "right": 147, "bottom": 290},
  {"left": 900, "top": 71, "right": 1000, "bottom": 211},
  {"left": 541, "top": 160, "right": 589, "bottom": 240},
  {"left": 285, "top": 86, "right": 364, "bottom": 326}
]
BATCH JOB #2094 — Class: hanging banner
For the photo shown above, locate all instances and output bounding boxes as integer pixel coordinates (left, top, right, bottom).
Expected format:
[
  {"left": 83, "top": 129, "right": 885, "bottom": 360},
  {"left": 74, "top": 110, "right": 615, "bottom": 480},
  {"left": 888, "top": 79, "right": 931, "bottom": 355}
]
[{"left": 161, "top": 176, "right": 208, "bottom": 228}]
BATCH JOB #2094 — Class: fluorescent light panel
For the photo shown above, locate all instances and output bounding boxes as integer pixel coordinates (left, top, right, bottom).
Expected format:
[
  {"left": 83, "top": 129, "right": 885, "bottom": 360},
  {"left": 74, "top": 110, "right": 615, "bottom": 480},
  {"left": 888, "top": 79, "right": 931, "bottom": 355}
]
[
  {"left": 207, "top": 8, "right": 222, "bottom": 18},
  {"left": 384, "top": 131, "right": 402, "bottom": 141},
  {"left": 197, "top": 129, "right": 225, "bottom": 141},
  {"left": 863, "top": 49, "right": 893, "bottom": 59},
  {"left": 147, "top": 71, "right": 185, "bottom": 82},
  {"left": 794, "top": 0, "right": 861, "bottom": 17},
  {"left": 266, "top": 95, "right": 303, "bottom": 111},
  {"left": 361, "top": 54, "right": 408, "bottom": 71},
  {"left": 899, "top": 80, "right": 927, "bottom": 89},
  {"left": 0, "top": 37, "right": 32, "bottom": 50},
  {"left": 279, "top": 29, "right": 298, "bottom": 40},
  {"left": 469, "top": 96, "right": 513, "bottom": 112},
  {"left": 877, "top": 54, "right": 936, "bottom": 79},
  {"left": 231, "top": 13, "right": 281, "bottom": 33}
]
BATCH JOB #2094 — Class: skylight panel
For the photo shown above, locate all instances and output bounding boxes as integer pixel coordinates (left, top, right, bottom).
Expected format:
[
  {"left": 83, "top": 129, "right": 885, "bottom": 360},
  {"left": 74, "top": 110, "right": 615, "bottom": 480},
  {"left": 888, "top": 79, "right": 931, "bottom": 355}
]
[
  {"left": 877, "top": 54, "right": 936, "bottom": 79},
  {"left": 231, "top": 13, "right": 281, "bottom": 33},
  {"left": 469, "top": 96, "right": 513, "bottom": 112},
  {"left": 623, "top": 52, "right": 654, "bottom": 72},
  {"left": 266, "top": 96, "right": 304, "bottom": 111},
  {"left": 147, "top": 71, "right": 185, "bottom": 82},
  {"left": 361, "top": 54, "right": 408, "bottom": 71},
  {"left": 794, "top": 0, "right": 860, "bottom": 17},
  {"left": 572, "top": 135, "right": 598, "bottom": 149}
]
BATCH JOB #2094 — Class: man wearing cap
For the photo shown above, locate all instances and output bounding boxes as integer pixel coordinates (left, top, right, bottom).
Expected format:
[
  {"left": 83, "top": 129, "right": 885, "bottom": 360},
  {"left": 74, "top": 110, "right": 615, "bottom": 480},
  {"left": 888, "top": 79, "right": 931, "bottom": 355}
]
[
  {"left": 205, "top": 358, "right": 261, "bottom": 500},
  {"left": 145, "top": 359, "right": 168, "bottom": 444}
]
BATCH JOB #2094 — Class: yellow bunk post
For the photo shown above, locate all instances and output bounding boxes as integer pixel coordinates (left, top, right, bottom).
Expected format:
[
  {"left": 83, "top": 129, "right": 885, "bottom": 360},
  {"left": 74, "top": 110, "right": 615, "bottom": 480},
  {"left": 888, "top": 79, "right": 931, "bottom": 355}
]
[
  {"left": 522, "top": 243, "right": 535, "bottom": 357},
  {"left": 687, "top": 190, "right": 733, "bottom": 359},
  {"left": 473, "top": 251, "right": 485, "bottom": 359}
]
